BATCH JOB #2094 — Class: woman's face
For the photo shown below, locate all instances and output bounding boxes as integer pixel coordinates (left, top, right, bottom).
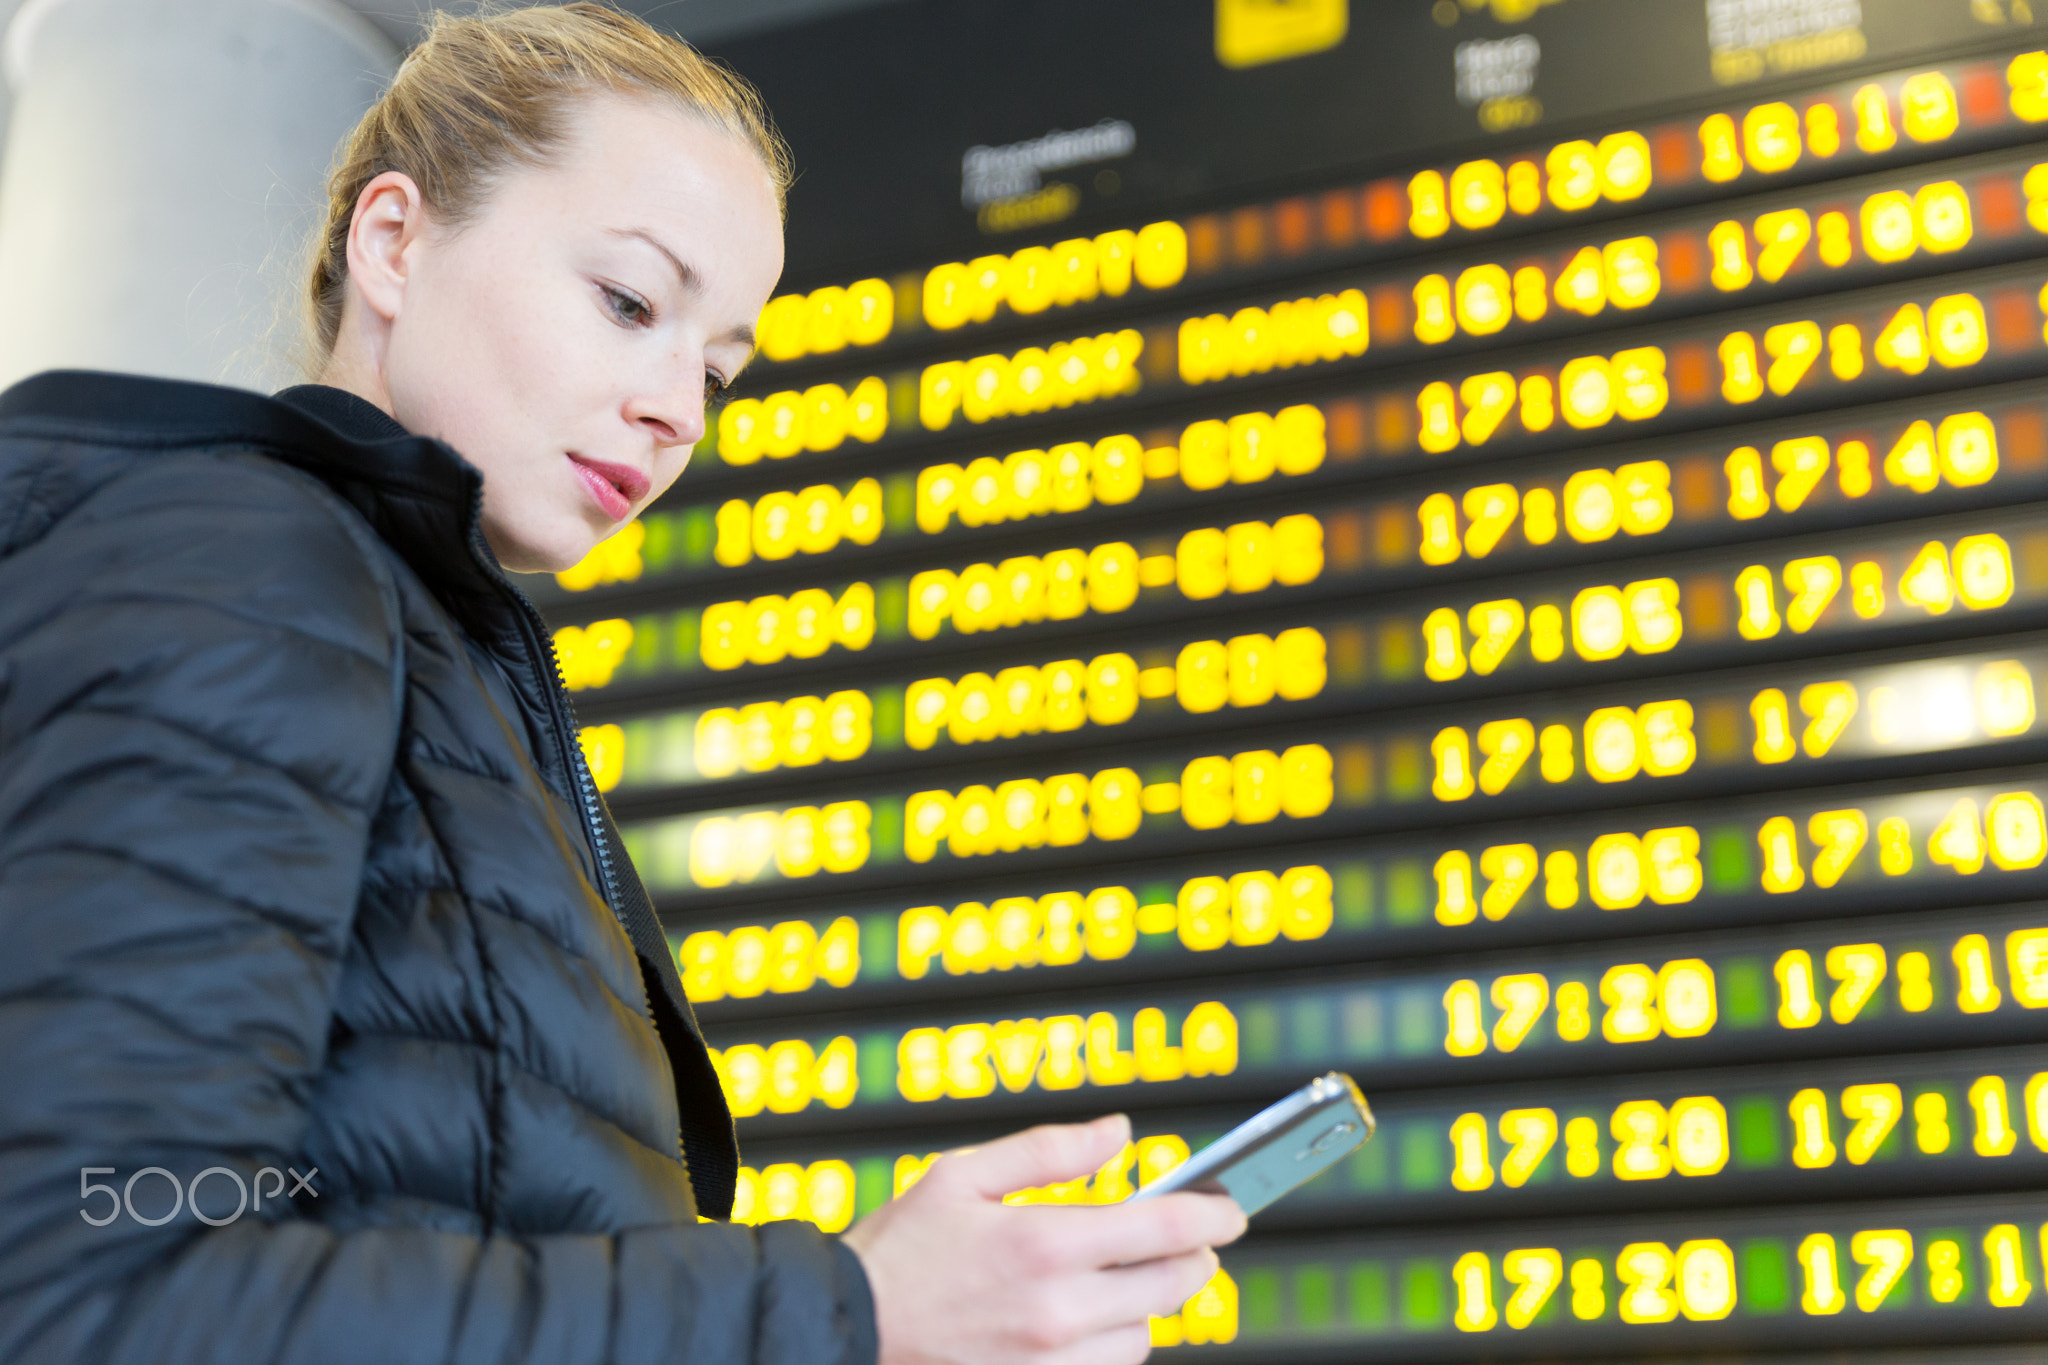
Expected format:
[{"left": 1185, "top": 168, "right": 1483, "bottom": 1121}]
[{"left": 367, "top": 95, "right": 784, "bottom": 573}]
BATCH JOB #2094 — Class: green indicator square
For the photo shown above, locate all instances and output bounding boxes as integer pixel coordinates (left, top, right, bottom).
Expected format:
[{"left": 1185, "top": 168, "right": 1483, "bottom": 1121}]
[
  {"left": 1740, "top": 1238, "right": 1790, "bottom": 1314},
  {"left": 870, "top": 797, "right": 903, "bottom": 865},
  {"left": 1386, "top": 862, "right": 1426, "bottom": 924},
  {"left": 871, "top": 687, "right": 904, "bottom": 751},
  {"left": 1347, "top": 1133, "right": 1389, "bottom": 1191},
  {"left": 1722, "top": 957, "right": 1768, "bottom": 1028},
  {"left": 1385, "top": 739, "right": 1424, "bottom": 800},
  {"left": 1296, "top": 1265, "right": 1337, "bottom": 1329},
  {"left": 883, "top": 471, "right": 916, "bottom": 530},
  {"left": 679, "top": 505, "right": 714, "bottom": 564},
  {"left": 1291, "top": 997, "right": 1332, "bottom": 1060},
  {"left": 642, "top": 512, "right": 675, "bottom": 572},
  {"left": 875, "top": 578, "right": 908, "bottom": 641},
  {"left": 652, "top": 714, "right": 692, "bottom": 783},
  {"left": 861, "top": 914, "right": 896, "bottom": 980},
  {"left": 1341, "top": 991, "right": 1384, "bottom": 1058},
  {"left": 854, "top": 1156, "right": 892, "bottom": 1217},
  {"left": 1243, "top": 1267, "right": 1284, "bottom": 1334},
  {"left": 622, "top": 718, "right": 655, "bottom": 785},
  {"left": 669, "top": 609, "right": 699, "bottom": 672},
  {"left": 1400, "top": 1259, "right": 1446, "bottom": 1329},
  {"left": 1379, "top": 622, "right": 1417, "bottom": 680},
  {"left": 1393, "top": 988, "right": 1436, "bottom": 1056},
  {"left": 1707, "top": 825, "right": 1750, "bottom": 889},
  {"left": 859, "top": 1033, "right": 895, "bottom": 1102},
  {"left": 1244, "top": 1003, "right": 1282, "bottom": 1065},
  {"left": 887, "top": 371, "right": 920, "bottom": 429},
  {"left": 1733, "top": 1095, "right": 1781, "bottom": 1167},
  {"left": 626, "top": 615, "right": 663, "bottom": 679},
  {"left": 1397, "top": 1122, "right": 1444, "bottom": 1190},
  {"left": 1923, "top": 1229, "right": 1972, "bottom": 1305},
  {"left": 1337, "top": 863, "right": 1374, "bottom": 928},
  {"left": 1348, "top": 1261, "right": 1390, "bottom": 1329}
]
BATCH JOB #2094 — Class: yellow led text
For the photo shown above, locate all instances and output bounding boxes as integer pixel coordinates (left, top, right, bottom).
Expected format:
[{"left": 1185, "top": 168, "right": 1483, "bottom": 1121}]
[{"left": 920, "top": 330, "right": 1143, "bottom": 430}]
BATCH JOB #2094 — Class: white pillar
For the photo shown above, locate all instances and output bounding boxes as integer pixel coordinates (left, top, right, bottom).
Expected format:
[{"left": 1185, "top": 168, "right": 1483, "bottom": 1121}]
[{"left": 0, "top": 0, "right": 397, "bottom": 392}]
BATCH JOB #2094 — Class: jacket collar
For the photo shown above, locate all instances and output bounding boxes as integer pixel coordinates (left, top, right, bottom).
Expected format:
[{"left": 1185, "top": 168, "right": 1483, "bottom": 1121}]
[{"left": 0, "top": 370, "right": 524, "bottom": 652}]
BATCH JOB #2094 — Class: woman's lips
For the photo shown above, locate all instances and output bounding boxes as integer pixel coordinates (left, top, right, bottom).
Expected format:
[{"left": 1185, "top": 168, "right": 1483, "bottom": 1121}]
[{"left": 566, "top": 453, "right": 649, "bottom": 522}]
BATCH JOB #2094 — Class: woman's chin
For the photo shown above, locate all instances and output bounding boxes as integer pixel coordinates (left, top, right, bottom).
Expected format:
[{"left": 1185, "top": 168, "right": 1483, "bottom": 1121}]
[{"left": 482, "top": 517, "right": 603, "bottom": 577}]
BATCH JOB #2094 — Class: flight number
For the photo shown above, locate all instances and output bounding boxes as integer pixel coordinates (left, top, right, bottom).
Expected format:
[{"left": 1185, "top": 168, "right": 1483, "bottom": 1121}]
[
  {"left": 904, "top": 745, "right": 1333, "bottom": 862},
  {"left": 905, "top": 516, "right": 1322, "bottom": 641},
  {"left": 555, "top": 518, "right": 646, "bottom": 591},
  {"left": 919, "top": 329, "right": 1142, "bottom": 430},
  {"left": 684, "top": 800, "right": 872, "bottom": 887},
  {"left": 1442, "top": 959, "right": 1718, "bottom": 1057},
  {"left": 905, "top": 629, "right": 1326, "bottom": 750},
  {"left": 756, "top": 279, "right": 893, "bottom": 362},
  {"left": 712, "top": 479, "right": 883, "bottom": 566},
  {"left": 699, "top": 582, "right": 875, "bottom": 671},
  {"left": 715, "top": 376, "right": 889, "bottom": 465},
  {"left": 554, "top": 617, "right": 636, "bottom": 691},
  {"left": 729, "top": 1159, "right": 857, "bottom": 1233},
  {"left": 923, "top": 223, "right": 1189, "bottom": 330},
  {"left": 677, "top": 916, "right": 860, "bottom": 1003},
  {"left": 709, "top": 1035, "right": 858, "bottom": 1118},
  {"left": 693, "top": 691, "right": 873, "bottom": 777},
  {"left": 897, "top": 1000, "right": 1239, "bottom": 1101}
]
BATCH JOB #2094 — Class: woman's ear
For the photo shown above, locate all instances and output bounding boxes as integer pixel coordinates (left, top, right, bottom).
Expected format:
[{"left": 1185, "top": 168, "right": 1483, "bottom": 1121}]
[{"left": 344, "top": 171, "right": 428, "bottom": 324}]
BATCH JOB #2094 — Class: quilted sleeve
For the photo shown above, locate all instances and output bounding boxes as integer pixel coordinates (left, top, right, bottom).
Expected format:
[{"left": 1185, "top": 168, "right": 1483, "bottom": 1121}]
[{"left": 0, "top": 448, "right": 875, "bottom": 1365}]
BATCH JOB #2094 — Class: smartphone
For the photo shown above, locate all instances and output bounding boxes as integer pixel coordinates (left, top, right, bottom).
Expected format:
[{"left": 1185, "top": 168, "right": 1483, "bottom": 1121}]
[{"left": 1127, "top": 1072, "right": 1374, "bottom": 1216}]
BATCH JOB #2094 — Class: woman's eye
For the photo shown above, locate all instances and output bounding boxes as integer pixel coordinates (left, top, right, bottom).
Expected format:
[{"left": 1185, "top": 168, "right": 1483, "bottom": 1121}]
[
  {"left": 704, "top": 373, "right": 730, "bottom": 406},
  {"left": 602, "top": 285, "right": 653, "bottom": 327}
]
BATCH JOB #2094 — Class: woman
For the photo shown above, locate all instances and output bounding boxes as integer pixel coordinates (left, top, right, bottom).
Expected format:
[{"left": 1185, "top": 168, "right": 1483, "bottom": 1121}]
[{"left": 0, "top": 6, "right": 1243, "bottom": 1363}]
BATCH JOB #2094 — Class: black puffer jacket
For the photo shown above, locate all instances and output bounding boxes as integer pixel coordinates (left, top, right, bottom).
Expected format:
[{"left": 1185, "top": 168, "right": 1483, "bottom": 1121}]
[{"left": 0, "top": 372, "right": 875, "bottom": 1364}]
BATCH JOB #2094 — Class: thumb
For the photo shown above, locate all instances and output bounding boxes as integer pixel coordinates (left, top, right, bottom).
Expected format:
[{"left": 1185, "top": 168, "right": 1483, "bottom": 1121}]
[{"left": 941, "top": 1114, "right": 1131, "bottom": 1201}]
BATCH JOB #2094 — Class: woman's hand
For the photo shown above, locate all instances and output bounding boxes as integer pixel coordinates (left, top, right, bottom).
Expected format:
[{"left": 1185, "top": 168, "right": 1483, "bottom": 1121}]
[{"left": 840, "top": 1114, "right": 1246, "bottom": 1365}]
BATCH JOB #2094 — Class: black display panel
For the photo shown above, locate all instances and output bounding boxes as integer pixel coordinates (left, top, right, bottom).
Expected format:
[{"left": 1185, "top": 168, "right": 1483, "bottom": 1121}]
[{"left": 549, "top": 3, "right": 2048, "bottom": 1353}]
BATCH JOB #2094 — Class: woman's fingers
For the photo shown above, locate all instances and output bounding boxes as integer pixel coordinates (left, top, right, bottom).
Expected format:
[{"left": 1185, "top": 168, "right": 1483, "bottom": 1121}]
[
  {"left": 932, "top": 1113, "right": 1133, "bottom": 1200},
  {"left": 1026, "top": 1245, "right": 1222, "bottom": 1345},
  {"left": 1011, "top": 1191, "right": 1247, "bottom": 1272}
]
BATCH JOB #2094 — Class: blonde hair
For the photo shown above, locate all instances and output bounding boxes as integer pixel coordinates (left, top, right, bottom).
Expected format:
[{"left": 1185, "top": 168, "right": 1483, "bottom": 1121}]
[{"left": 305, "top": 2, "right": 790, "bottom": 361}]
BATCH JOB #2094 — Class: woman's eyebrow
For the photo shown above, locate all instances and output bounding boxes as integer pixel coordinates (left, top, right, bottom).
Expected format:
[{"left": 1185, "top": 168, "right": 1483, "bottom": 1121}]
[
  {"left": 605, "top": 225, "right": 757, "bottom": 351},
  {"left": 607, "top": 225, "right": 703, "bottom": 293}
]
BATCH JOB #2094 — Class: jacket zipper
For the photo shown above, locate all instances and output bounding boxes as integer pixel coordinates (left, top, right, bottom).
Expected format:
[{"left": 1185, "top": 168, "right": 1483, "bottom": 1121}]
[{"left": 515, "top": 591, "right": 623, "bottom": 923}]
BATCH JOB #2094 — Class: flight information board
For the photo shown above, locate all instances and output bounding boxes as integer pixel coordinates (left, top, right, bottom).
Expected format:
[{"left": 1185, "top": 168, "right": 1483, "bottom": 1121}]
[{"left": 543, "top": 1, "right": 2048, "bottom": 1357}]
